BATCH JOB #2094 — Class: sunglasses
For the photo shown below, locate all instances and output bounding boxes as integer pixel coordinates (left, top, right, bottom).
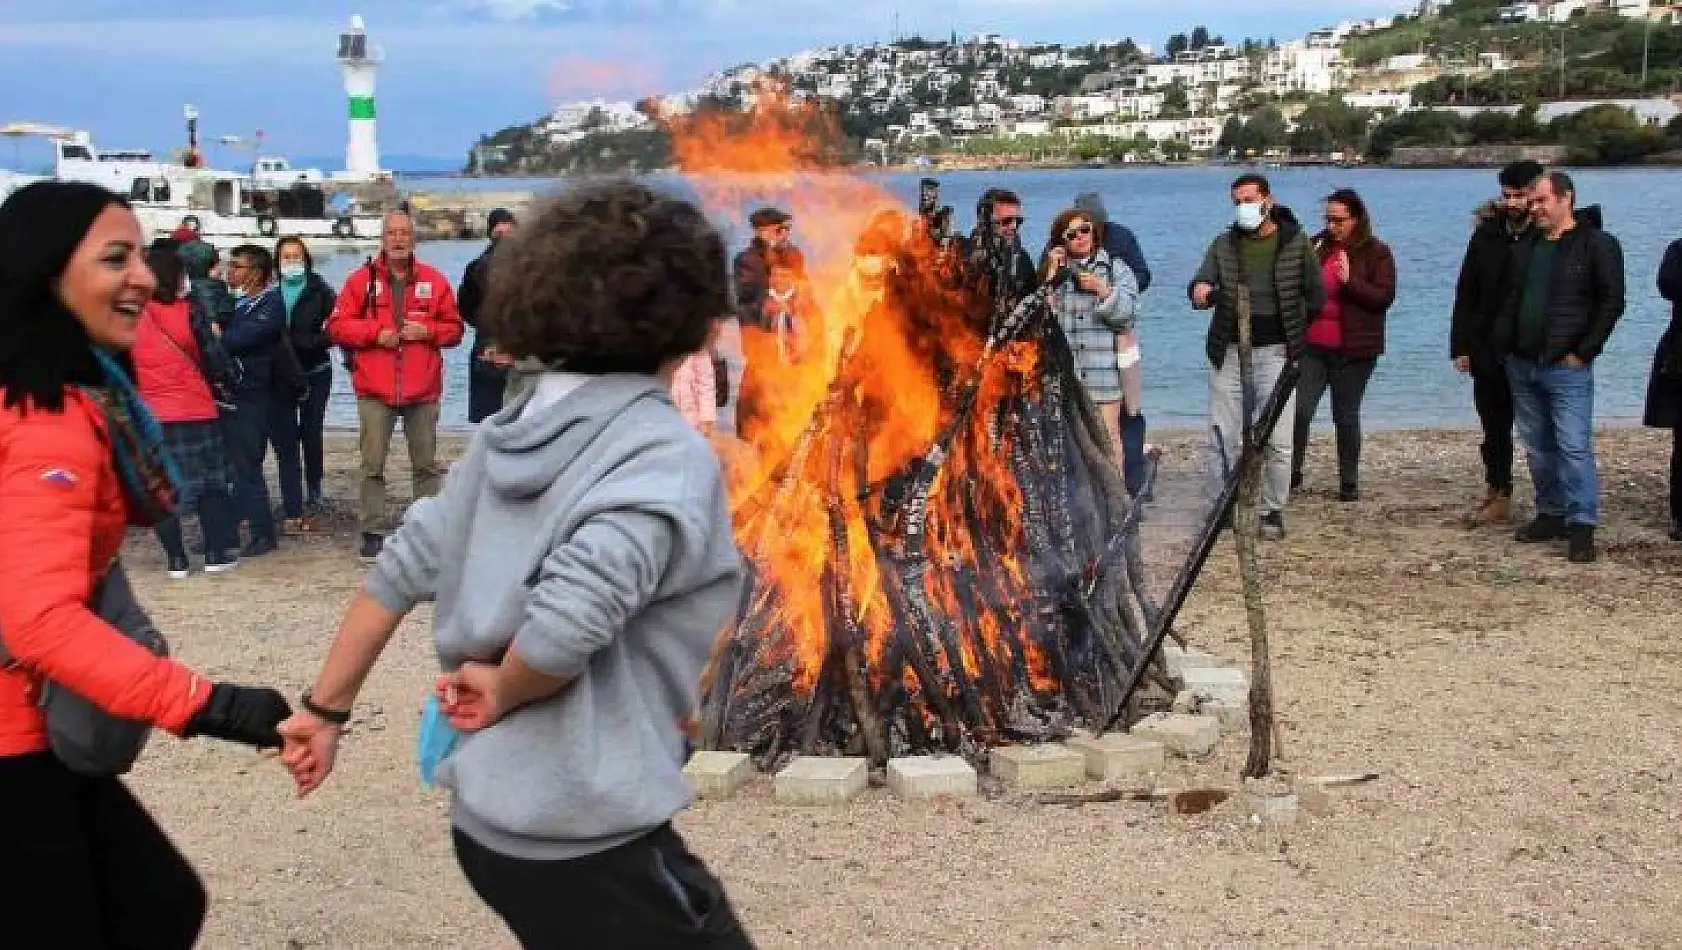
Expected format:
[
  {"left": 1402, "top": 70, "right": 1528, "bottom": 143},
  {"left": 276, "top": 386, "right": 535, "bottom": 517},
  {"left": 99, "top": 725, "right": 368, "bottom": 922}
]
[
  {"left": 994, "top": 216, "right": 1024, "bottom": 228},
  {"left": 1325, "top": 215, "right": 1352, "bottom": 224},
  {"left": 1063, "top": 223, "right": 1093, "bottom": 241}
]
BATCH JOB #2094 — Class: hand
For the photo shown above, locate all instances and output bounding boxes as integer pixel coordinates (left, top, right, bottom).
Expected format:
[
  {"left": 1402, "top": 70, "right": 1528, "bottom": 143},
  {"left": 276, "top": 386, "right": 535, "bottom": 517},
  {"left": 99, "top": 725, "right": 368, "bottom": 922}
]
[
  {"left": 1561, "top": 353, "right": 1586, "bottom": 369},
  {"left": 185, "top": 683, "right": 292, "bottom": 749},
  {"left": 1192, "top": 282, "right": 1215, "bottom": 308},
  {"left": 1454, "top": 356, "right": 1471, "bottom": 374},
  {"left": 400, "top": 322, "right": 432, "bottom": 343},
  {"left": 1047, "top": 247, "right": 1067, "bottom": 267},
  {"left": 1076, "top": 272, "right": 1108, "bottom": 296},
  {"left": 1334, "top": 250, "right": 1351, "bottom": 284},
  {"left": 278, "top": 711, "right": 343, "bottom": 797},
  {"left": 438, "top": 663, "right": 513, "bottom": 732},
  {"left": 375, "top": 329, "right": 400, "bottom": 348}
]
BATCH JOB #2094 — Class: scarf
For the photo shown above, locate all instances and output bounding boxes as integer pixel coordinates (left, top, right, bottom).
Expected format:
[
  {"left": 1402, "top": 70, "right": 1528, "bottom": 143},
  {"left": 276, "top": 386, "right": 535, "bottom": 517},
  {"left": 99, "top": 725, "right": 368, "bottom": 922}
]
[{"left": 86, "top": 348, "right": 182, "bottom": 527}]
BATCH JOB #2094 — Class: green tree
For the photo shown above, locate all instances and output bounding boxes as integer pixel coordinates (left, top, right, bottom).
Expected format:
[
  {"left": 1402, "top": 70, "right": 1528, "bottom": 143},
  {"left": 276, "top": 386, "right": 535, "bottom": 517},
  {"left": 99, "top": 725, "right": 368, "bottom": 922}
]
[
  {"left": 1161, "top": 80, "right": 1192, "bottom": 118},
  {"left": 1191, "top": 26, "right": 1210, "bottom": 50},
  {"left": 1552, "top": 104, "right": 1667, "bottom": 165},
  {"left": 1365, "top": 109, "right": 1464, "bottom": 160},
  {"left": 1240, "top": 106, "right": 1289, "bottom": 154},
  {"left": 1166, "top": 33, "right": 1189, "bottom": 58},
  {"left": 1162, "top": 139, "right": 1193, "bottom": 161},
  {"left": 1217, "top": 116, "right": 1246, "bottom": 154}
]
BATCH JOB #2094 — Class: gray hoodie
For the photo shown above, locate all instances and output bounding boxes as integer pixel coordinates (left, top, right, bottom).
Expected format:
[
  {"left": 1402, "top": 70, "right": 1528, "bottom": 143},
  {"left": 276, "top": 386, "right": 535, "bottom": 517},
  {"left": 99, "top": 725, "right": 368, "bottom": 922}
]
[{"left": 366, "top": 373, "right": 745, "bottom": 861}]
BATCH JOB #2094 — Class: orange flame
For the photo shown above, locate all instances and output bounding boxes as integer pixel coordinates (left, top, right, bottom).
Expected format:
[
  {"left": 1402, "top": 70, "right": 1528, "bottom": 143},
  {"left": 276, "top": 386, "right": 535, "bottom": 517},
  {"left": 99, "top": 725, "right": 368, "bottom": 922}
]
[{"left": 677, "top": 81, "right": 1057, "bottom": 738}]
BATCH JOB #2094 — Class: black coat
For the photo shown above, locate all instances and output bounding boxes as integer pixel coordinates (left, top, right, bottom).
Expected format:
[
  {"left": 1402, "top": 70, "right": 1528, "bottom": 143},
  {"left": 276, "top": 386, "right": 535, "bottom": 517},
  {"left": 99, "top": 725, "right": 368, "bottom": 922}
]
[
  {"left": 458, "top": 243, "right": 506, "bottom": 382},
  {"left": 1490, "top": 206, "right": 1625, "bottom": 365},
  {"left": 1450, "top": 200, "right": 1531, "bottom": 368},
  {"left": 287, "top": 272, "right": 337, "bottom": 373},
  {"left": 1645, "top": 238, "right": 1682, "bottom": 430}
]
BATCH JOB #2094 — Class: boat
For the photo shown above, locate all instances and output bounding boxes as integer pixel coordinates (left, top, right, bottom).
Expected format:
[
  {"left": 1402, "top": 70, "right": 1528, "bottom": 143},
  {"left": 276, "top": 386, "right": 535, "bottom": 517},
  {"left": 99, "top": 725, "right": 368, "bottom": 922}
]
[{"left": 1, "top": 123, "right": 383, "bottom": 252}]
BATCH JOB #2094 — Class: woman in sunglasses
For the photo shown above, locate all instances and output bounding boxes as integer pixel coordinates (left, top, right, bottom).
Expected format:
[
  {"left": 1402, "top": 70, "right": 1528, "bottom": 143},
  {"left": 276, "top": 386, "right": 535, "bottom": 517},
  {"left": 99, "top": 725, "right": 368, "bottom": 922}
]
[
  {"left": 1041, "top": 207, "right": 1141, "bottom": 477},
  {"left": 1291, "top": 187, "right": 1397, "bottom": 502}
]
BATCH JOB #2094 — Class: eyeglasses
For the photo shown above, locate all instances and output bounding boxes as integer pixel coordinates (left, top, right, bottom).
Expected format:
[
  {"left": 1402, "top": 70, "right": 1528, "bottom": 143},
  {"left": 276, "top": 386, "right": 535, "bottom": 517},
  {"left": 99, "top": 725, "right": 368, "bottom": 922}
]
[
  {"left": 1063, "top": 224, "right": 1093, "bottom": 241},
  {"left": 1325, "top": 215, "right": 1352, "bottom": 224}
]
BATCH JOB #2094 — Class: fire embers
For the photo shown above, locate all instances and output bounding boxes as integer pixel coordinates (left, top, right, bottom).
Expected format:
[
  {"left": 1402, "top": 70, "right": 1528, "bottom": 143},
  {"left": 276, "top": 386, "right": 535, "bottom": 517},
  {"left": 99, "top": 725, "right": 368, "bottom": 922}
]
[{"left": 673, "top": 84, "right": 1157, "bottom": 768}]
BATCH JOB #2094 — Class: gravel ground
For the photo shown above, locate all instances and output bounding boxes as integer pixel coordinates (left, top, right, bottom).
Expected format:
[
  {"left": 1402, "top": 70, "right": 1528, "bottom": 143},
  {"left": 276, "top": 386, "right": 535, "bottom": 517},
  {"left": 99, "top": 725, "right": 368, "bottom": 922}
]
[{"left": 120, "top": 427, "right": 1682, "bottom": 948}]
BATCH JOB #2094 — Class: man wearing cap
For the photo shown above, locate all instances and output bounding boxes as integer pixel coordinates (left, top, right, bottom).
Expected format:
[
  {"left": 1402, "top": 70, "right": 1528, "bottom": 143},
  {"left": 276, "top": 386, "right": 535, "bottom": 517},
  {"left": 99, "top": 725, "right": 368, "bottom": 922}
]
[
  {"left": 730, "top": 207, "right": 807, "bottom": 434},
  {"left": 458, "top": 208, "right": 517, "bottom": 423}
]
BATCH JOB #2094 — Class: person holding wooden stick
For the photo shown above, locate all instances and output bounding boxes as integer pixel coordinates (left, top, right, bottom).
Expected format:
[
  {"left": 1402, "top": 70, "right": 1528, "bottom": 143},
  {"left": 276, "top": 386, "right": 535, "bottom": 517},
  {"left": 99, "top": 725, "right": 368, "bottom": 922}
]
[{"left": 1189, "top": 173, "right": 1325, "bottom": 540}]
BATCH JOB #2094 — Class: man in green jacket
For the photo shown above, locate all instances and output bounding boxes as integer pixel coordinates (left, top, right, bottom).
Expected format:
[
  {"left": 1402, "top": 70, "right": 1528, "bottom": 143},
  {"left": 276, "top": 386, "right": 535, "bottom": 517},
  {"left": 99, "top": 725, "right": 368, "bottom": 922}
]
[{"left": 1189, "top": 173, "right": 1326, "bottom": 540}]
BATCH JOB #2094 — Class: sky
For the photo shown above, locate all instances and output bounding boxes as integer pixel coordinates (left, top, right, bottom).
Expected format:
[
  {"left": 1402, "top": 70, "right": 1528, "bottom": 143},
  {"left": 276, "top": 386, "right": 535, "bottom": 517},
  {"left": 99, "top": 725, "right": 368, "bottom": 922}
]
[{"left": 0, "top": 0, "right": 1402, "bottom": 169}]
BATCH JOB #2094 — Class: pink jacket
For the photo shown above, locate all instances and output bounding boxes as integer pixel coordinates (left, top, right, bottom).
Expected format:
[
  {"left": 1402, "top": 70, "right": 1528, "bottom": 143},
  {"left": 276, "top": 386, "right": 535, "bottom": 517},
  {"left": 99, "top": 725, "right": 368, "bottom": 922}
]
[{"left": 669, "top": 351, "right": 717, "bottom": 429}]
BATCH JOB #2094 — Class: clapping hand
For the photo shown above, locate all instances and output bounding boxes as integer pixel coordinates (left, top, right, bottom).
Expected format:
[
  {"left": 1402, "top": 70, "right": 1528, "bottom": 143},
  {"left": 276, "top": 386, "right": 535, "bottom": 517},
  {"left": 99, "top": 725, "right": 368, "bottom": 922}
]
[
  {"left": 437, "top": 663, "right": 512, "bottom": 732},
  {"left": 1076, "top": 271, "right": 1109, "bottom": 296},
  {"left": 400, "top": 322, "right": 432, "bottom": 343},
  {"left": 1334, "top": 250, "right": 1351, "bottom": 284},
  {"left": 375, "top": 328, "right": 400, "bottom": 349}
]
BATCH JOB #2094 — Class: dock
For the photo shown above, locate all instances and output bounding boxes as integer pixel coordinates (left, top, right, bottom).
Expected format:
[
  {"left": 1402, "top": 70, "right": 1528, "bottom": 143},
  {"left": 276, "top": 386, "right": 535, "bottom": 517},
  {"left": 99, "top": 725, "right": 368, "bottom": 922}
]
[{"left": 403, "top": 188, "right": 542, "bottom": 241}]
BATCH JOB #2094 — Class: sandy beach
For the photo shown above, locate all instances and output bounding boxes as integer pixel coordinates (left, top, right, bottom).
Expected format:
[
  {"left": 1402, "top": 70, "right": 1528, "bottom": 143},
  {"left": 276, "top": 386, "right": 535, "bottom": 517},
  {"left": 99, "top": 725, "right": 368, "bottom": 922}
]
[{"left": 118, "top": 427, "right": 1681, "bottom": 948}]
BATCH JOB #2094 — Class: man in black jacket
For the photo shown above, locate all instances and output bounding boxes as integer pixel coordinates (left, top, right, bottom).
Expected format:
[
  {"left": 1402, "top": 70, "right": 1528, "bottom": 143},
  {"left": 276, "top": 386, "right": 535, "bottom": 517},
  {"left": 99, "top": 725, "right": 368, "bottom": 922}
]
[
  {"left": 223, "top": 244, "right": 287, "bottom": 558},
  {"left": 1494, "top": 171, "right": 1625, "bottom": 563},
  {"left": 459, "top": 208, "right": 516, "bottom": 423},
  {"left": 1450, "top": 159, "right": 1542, "bottom": 527}
]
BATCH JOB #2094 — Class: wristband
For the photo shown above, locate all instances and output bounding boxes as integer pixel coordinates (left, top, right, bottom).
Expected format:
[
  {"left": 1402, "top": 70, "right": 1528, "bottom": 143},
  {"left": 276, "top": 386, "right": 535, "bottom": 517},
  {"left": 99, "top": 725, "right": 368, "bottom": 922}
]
[{"left": 301, "top": 692, "right": 352, "bottom": 725}]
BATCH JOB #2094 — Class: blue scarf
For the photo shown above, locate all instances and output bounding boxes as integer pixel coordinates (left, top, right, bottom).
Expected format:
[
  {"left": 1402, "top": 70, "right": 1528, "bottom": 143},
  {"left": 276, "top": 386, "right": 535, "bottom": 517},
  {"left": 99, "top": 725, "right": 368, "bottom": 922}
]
[{"left": 86, "top": 348, "right": 182, "bottom": 527}]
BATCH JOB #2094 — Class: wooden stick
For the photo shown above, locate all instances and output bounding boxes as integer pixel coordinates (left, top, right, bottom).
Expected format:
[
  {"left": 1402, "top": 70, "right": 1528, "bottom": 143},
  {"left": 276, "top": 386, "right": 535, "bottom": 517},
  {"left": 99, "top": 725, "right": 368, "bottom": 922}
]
[{"left": 1232, "top": 285, "right": 1277, "bottom": 780}]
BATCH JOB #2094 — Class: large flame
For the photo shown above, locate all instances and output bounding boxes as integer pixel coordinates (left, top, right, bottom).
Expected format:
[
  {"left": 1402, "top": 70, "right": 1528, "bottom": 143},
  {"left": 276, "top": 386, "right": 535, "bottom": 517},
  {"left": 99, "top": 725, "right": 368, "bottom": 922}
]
[{"left": 678, "top": 84, "right": 1074, "bottom": 756}]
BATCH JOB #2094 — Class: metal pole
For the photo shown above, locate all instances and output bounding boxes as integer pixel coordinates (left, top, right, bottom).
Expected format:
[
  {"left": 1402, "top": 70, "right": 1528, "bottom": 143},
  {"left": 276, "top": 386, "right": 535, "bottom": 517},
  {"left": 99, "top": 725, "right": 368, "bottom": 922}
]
[{"left": 1641, "top": 16, "right": 1651, "bottom": 93}]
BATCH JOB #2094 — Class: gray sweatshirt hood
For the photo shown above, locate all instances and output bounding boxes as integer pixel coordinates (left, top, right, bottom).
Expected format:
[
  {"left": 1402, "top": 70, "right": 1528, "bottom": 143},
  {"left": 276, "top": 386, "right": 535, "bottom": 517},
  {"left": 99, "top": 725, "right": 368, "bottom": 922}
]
[
  {"left": 1074, "top": 191, "right": 1110, "bottom": 228},
  {"left": 480, "top": 374, "right": 671, "bottom": 500}
]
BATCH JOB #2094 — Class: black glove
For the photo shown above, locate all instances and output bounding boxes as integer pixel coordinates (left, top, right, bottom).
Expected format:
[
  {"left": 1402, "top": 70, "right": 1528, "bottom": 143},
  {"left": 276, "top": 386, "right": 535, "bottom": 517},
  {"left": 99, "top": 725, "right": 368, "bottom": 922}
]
[{"left": 185, "top": 684, "right": 292, "bottom": 749}]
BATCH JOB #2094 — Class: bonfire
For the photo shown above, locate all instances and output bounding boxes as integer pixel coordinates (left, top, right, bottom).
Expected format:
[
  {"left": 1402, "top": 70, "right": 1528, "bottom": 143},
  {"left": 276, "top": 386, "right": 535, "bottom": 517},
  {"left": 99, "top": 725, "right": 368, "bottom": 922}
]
[{"left": 674, "top": 88, "right": 1169, "bottom": 768}]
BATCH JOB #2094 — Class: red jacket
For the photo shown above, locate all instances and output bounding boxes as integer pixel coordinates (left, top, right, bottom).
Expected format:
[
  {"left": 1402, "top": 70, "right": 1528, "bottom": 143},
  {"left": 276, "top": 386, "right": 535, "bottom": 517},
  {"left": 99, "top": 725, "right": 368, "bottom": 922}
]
[
  {"left": 328, "top": 256, "right": 464, "bottom": 406},
  {"left": 133, "top": 300, "right": 219, "bottom": 424},
  {"left": 0, "top": 389, "right": 212, "bottom": 758}
]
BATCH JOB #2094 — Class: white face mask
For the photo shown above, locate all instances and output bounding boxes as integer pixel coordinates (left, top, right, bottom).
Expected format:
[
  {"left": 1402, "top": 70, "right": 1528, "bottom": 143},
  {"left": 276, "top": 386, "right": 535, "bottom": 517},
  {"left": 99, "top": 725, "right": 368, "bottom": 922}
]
[
  {"left": 279, "top": 263, "right": 307, "bottom": 281},
  {"left": 1234, "top": 201, "right": 1268, "bottom": 231}
]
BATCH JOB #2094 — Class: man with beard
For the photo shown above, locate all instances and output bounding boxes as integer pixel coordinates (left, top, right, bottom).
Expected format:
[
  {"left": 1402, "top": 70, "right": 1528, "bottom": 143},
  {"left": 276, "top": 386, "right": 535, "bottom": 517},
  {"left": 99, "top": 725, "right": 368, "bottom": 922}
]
[
  {"left": 459, "top": 208, "right": 516, "bottom": 423},
  {"left": 1450, "top": 160, "right": 1544, "bottom": 528}
]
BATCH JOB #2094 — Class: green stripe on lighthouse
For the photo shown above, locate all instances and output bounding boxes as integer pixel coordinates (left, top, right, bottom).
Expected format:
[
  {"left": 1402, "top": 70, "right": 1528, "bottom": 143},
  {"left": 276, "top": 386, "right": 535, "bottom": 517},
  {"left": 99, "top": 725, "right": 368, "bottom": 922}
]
[{"left": 348, "top": 96, "right": 377, "bottom": 120}]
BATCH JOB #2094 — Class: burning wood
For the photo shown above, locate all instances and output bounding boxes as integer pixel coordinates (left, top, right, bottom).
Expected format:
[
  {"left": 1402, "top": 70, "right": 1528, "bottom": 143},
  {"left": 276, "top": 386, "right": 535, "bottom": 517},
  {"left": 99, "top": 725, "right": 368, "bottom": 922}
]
[{"left": 676, "top": 88, "right": 1173, "bottom": 768}]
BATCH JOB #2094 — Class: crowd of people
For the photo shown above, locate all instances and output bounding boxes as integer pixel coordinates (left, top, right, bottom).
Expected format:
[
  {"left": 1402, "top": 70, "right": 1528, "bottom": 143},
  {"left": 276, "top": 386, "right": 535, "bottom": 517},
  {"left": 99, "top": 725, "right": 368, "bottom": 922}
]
[{"left": 1, "top": 161, "right": 1679, "bottom": 946}]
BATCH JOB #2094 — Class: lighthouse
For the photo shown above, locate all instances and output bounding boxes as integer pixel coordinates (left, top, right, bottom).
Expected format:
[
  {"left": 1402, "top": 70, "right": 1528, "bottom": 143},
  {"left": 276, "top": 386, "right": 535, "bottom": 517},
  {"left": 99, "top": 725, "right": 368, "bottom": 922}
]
[{"left": 338, "top": 14, "right": 382, "bottom": 179}]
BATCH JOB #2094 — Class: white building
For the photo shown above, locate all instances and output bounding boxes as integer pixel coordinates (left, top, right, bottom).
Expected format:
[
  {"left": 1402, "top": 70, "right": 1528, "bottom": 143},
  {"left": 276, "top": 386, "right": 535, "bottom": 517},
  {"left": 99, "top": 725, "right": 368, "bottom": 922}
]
[
  {"left": 1009, "top": 94, "right": 1047, "bottom": 114},
  {"left": 1008, "top": 118, "right": 1053, "bottom": 137},
  {"left": 1263, "top": 43, "right": 1345, "bottom": 95},
  {"left": 1343, "top": 90, "right": 1413, "bottom": 110}
]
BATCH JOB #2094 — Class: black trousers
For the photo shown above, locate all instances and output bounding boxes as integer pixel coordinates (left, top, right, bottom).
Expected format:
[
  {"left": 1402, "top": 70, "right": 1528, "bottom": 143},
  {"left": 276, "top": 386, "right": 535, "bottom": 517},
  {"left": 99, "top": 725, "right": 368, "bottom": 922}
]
[
  {"left": 1671, "top": 426, "right": 1681, "bottom": 525},
  {"left": 453, "top": 824, "right": 754, "bottom": 949},
  {"left": 1472, "top": 357, "right": 1516, "bottom": 494},
  {"left": 269, "top": 369, "right": 332, "bottom": 517},
  {"left": 0, "top": 752, "right": 206, "bottom": 949},
  {"left": 1291, "top": 348, "right": 1378, "bottom": 488}
]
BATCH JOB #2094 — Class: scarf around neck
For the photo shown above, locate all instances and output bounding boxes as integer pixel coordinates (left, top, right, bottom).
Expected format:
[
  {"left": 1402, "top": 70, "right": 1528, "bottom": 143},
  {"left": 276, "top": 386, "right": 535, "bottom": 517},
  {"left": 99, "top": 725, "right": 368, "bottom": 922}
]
[{"left": 85, "top": 347, "right": 182, "bottom": 527}]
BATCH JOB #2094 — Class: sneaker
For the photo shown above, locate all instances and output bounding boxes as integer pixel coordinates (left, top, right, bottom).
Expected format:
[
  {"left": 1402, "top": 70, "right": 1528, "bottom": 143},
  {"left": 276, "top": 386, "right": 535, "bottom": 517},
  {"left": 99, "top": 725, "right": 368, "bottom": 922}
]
[
  {"left": 1515, "top": 513, "right": 1567, "bottom": 543},
  {"left": 1566, "top": 524, "right": 1596, "bottom": 564},
  {"left": 1338, "top": 483, "right": 1360, "bottom": 503},
  {"left": 167, "top": 556, "right": 191, "bottom": 580},
  {"left": 359, "top": 533, "right": 384, "bottom": 563},
  {"left": 1260, "top": 510, "right": 1286, "bottom": 540},
  {"left": 241, "top": 536, "right": 278, "bottom": 559},
  {"left": 204, "top": 552, "right": 239, "bottom": 575}
]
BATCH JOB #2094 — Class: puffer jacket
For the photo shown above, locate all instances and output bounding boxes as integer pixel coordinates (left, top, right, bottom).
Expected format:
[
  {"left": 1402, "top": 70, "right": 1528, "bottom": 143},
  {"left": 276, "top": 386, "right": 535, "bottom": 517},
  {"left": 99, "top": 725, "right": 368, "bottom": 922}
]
[
  {"left": 286, "top": 271, "right": 338, "bottom": 374},
  {"left": 1451, "top": 200, "right": 1532, "bottom": 367},
  {"left": 133, "top": 299, "right": 218, "bottom": 424},
  {"left": 0, "top": 388, "right": 212, "bottom": 757},
  {"left": 1491, "top": 206, "right": 1626, "bottom": 364},
  {"left": 1187, "top": 206, "right": 1327, "bottom": 369},
  {"left": 1644, "top": 238, "right": 1682, "bottom": 430},
  {"left": 328, "top": 256, "right": 464, "bottom": 406}
]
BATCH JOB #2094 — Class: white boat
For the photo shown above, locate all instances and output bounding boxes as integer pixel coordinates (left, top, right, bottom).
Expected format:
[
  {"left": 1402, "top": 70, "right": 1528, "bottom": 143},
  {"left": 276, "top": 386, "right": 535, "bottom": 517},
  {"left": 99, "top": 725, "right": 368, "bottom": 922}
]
[
  {"left": 1, "top": 124, "right": 383, "bottom": 252},
  {"left": 251, "top": 156, "right": 327, "bottom": 189}
]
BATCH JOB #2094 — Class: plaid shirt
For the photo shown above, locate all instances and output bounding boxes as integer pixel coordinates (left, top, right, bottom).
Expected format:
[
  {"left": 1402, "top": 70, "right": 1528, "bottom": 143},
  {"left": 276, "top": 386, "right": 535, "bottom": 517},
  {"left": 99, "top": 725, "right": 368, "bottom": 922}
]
[{"left": 1049, "top": 249, "right": 1139, "bottom": 403}]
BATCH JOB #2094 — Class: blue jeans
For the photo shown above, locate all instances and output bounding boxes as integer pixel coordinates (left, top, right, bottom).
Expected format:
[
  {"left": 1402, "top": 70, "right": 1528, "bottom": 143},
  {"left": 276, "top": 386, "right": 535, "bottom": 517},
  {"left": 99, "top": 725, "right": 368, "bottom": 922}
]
[
  {"left": 1506, "top": 356, "right": 1599, "bottom": 526},
  {"left": 269, "top": 368, "right": 332, "bottom": 517},
  {"left": 223, "top": 393, "right": 278, "bottom": 544}
]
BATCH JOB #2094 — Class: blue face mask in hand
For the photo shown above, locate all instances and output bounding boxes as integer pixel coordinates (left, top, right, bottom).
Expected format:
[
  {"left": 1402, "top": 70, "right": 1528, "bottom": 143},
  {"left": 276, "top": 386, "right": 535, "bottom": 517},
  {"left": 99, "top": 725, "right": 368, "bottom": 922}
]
[{"left": 416, "top": 693, "right": 460, "bottom": 787}]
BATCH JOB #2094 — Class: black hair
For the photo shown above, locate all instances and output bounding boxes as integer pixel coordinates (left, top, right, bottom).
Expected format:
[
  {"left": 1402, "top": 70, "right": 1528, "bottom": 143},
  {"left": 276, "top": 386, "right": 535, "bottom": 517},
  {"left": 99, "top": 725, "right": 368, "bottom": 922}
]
[
  {"left": 981, "top": 188, "right": 1022, "bottom": 209},
  {"left": 274, "top": 235, "right": 315, "bottom": 273},
  {"left": 147, "top": 244, "right": 185, "bottom": 303},
  {"left": 230, "top": 243, "right": 274, "bottom": 283},
  {"left": 1499, "top": 160, "right": 1545, "bottom": 190},
  {"left": 0, "top": 181, "right": 133, "bottom": 414},
  {"left": 1231, "top": 173, "right": 1272, "bottom": 196},
  {"left": 1324, "top": 187, "right": 1374, "bottom": 245},
  {"left": 1539, "top": 170, "right": 1575, "bottom": 201}
]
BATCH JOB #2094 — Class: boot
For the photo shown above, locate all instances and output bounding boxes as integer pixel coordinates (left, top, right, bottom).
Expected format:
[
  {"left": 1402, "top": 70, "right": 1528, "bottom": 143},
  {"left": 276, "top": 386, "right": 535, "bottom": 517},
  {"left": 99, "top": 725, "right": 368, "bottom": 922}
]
[
  {"left": 1566, "top": 524, "right": 1596, "bottom": 564},
  {"left": 1467, "top": 488, "right": 1512, "bottom": 528}
]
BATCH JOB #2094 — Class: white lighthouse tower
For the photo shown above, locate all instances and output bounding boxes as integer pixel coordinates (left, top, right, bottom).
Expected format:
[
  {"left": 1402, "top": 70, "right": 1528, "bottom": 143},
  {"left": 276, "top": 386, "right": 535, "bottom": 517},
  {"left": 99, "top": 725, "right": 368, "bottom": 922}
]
[{"left": 338, "top": 14, "right": 382, "bottom": 180}]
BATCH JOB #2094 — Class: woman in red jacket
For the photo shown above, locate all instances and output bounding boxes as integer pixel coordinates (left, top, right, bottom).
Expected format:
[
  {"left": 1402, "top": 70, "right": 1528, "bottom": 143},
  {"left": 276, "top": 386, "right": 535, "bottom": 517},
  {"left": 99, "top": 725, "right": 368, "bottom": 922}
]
[
  {"left": 133, "top": 243, "right": 241, "bottom": 578},
  {"left": 1291, "top": 188, "right": 1398, "bottom": 502},
  {"left": 0, "top": 181, "right": 291, "bottom": 947}
]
